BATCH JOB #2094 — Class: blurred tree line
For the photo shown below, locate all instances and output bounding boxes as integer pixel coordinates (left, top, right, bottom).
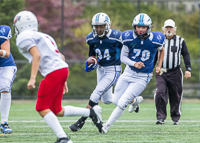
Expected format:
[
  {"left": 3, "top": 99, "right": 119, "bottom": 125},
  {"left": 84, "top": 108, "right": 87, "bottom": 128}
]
[{"left": 0, "top": 0, "right": 199, "bottom": 98}]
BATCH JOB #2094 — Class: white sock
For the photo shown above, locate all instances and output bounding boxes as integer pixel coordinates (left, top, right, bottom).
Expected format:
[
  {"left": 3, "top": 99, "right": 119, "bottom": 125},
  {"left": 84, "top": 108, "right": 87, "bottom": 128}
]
[
  {"left": 1, "top": 93, "right": 11, "bottom": 124},
  {"left": 43, "top": 111, "right": 67, "bottom": 138},
  {"left": 63, "top": 106, "right": 90, "bottom": 117},
  {"left": 106, "top": 106, "right": 125, "bottom": 129}
]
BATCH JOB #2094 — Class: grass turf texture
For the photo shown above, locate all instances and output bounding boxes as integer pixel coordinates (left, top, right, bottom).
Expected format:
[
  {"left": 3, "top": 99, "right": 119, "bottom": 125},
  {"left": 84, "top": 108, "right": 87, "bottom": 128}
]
[{"left": 0, "top": 99, "right": 200, "bottom": 143}]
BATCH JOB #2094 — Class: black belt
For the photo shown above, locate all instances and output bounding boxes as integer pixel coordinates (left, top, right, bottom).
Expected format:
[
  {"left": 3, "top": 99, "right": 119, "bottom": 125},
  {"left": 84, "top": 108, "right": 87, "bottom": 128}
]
[{"left": 165, "top": 66, "right": 180, "bottom": 72}]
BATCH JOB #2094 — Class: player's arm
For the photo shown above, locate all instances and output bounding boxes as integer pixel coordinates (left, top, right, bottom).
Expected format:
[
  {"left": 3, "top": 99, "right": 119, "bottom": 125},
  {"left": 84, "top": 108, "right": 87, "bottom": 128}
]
[
  {"left": 121, "top": 45, "right": 144, "bottom": 69},
  {"left": 59, "top": 52, "right": 65, "bottom": 61},
  {"left": 181, "top": 40, "right": 191, "bottom": 79},
  {"left": 156, "top": 47, "right": 164, "bottom": 74},
  {"left": 0, "top": 40, "right": 10, "bottom": 58},
  {"left": 59, "top": 52, "right": 69, "bottom": 93},
  {"left": 85, "top": 45, "right": 97, "bottom": 72},
  {"left": 27, "top": 46, "right": 41, "bottom": 90}
]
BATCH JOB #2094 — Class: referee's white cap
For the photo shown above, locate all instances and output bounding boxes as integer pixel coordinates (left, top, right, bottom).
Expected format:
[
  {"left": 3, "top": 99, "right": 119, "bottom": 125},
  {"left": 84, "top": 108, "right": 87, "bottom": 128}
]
[{"left": 164, "top": 19, "right": 175, "bottom": 28}]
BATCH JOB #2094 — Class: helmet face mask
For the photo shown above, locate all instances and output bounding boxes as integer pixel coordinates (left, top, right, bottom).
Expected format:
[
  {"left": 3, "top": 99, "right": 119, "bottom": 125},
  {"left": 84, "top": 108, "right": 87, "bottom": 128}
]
[
  {"left": 13, "top": 11, "right": 38, "bottom": 36},
  {"left": 91, "top": 13, "right": 111, "bottom": 38},
  {"left": 132, "top": 13, "right": 152, "bottom": 39},
  {"left": 134, "top": 25, "right": 148, "bottom": 38}
]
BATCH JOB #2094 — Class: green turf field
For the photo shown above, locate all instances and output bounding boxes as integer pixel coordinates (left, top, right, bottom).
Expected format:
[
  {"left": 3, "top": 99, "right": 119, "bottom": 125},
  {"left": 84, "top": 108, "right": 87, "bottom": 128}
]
[{"left": 0, "top": 100, "right": 200, "bottom": 143}]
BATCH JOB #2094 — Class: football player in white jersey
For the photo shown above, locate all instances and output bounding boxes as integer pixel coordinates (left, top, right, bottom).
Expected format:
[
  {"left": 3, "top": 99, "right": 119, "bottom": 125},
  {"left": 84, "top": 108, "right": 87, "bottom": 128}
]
[
  {"left": 101, "top": 13, "right": 165, "bottom": 133},
  {"left": 13, "top": 11, "right": 103, "bottom": 143},
  {"left": 68, "top": 12, "right": 123, "bottom": 132},
  {"left": 0, "top": 25, "right": 17, "bottom": 134}
]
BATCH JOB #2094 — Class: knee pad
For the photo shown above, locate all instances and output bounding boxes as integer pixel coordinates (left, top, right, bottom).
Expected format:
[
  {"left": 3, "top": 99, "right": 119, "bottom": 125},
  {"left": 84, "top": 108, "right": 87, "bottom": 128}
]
[
  {"left": 0, "top": 78, "right": 11, "bottom": 92},
  {"left": 117, "top": 99, "right": 130, "bottom": 110}
]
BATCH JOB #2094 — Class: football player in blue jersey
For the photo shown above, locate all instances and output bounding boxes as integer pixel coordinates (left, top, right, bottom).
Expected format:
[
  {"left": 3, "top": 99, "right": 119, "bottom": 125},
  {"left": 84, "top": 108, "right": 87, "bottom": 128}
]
[
  {"left": 69, "top": 12, "right": 123, "bottom": 132},
  {"left": 101, "top": 13, "right": 165, "bottom": 133},
  {"left": 0, "top": 25, "right": 17, "bottom": 134}
]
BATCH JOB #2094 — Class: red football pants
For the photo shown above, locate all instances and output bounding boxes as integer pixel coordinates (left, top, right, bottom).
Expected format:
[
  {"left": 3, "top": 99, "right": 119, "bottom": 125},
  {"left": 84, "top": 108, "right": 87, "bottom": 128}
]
[{"left": 36, "top": 68, "right": 68, "bottom": 115}]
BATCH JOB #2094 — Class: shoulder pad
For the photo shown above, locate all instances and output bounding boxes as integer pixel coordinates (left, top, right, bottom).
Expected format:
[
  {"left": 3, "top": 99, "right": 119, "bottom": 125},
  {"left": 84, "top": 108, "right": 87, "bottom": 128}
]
[
  {"left": 122, "top": 30, "right": 133, "bottom": 41},
  {"left": 151, "top": 31, "right": 165, "bottom": 44},
  {"left": 109, "top": 29, "right": 122, "bottom": 39},
  {"left": 16, "top": 30, "right": 35, "bottom": 46},
  {"left": 86, "top": 31, "right": 94, "bottom": 43},
  {"left": 0, "top": 25, "right": 12, "bottom": 39}
]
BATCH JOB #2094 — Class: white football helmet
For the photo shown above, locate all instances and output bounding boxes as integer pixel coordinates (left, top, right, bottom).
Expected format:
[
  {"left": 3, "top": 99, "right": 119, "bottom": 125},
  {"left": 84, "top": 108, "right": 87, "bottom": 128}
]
[
  {"left": 13, "top": 11, "right": 38, "bottom": 36},
  {"left": 132, "top": 13, "right": 152, "bottom": 39},
  {"left": 91, "top": 12, "right": 111, "bottom": 38}
]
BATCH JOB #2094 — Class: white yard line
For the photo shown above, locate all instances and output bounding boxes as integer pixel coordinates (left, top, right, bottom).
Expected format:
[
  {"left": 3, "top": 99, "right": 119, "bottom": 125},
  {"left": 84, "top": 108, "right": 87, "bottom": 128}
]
[{"left": 8, "top": 120, "right": 200, "bottom": 122}]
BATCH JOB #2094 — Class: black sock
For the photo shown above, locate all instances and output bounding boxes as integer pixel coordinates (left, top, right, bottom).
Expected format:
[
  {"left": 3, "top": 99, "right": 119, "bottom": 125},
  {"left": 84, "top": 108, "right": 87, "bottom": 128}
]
[
  {"left": 79, "top": 100, "right": 98, "bottom": 122},
  {"left": 80, "top": 116, "right": 88, "bottom": 122},
  {"left": 89, "top": 108, "right": 96, "bottom": 118}
]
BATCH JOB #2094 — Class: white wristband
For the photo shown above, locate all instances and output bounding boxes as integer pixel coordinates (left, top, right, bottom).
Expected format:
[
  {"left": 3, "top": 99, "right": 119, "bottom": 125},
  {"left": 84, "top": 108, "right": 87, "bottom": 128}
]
[{"left": 0, "top": 50, "right": 6, "bottom": 58}]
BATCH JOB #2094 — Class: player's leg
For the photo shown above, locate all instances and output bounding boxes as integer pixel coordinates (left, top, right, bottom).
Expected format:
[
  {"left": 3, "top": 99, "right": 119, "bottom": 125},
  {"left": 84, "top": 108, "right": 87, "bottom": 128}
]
[
  {"left": 36, "top": 68, "right": 72, "bottom": 143},
  {"left": 128, "top": 96, "right": 144, "bottom": 113},
  {"left": 0, "top": 66, "right": 17, "bottom": 134},
  {"left": 155, "top": 74, "right": 168, "bottom": 124},
  {"left": 68, "top": 100, "right": 98, "bottom": 132},
  {"left": 112, "top": 73, "right": 129, "bottom": 106},
  {"left": 101, "top": 87, "right": 113, "bottom": 105},
  {"left": 52, "top": 84, "right": 103, "bottom": 133},
  {"left": 128, "top": 73, "right": 152, "bottom": 113},
  {"left": 98, "top": 65, "right": 121, "bottom": 104},
  {"left": 168, "top": 69, "right": 183, "bottom": 125},
  {"left": 69, "top": 66, "right": 121, "bottom": 132},
  {"left": 68, "top": 66, "right": 103, "bottom": 131},
  {"left": 102, "top": 66, "right": 121, "bottom": 104},
  {"left": 102, "top": 80, "right": 147, "bottom": 133}
]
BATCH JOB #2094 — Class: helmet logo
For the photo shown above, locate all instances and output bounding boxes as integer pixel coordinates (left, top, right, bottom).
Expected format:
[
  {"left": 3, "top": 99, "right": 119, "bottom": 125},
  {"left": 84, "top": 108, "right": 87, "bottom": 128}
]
[
  {"left": 104, "top": 16, "right": 109, "bottom": 23},
  {"left": 14, "top": 16, "right": 21, "bottom": 24}
]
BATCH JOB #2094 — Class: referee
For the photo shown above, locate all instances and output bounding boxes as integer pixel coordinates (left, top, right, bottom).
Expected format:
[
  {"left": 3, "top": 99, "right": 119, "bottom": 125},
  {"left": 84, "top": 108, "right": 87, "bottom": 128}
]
[{"left": 155, "top": 19, "right": 191, "bottom": 125}]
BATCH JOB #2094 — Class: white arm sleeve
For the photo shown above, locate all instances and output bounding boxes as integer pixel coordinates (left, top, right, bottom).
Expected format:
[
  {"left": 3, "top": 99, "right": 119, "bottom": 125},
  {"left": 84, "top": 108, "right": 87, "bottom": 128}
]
[{"left": 120, "top": 45, "right": 136, "bottom": 66}]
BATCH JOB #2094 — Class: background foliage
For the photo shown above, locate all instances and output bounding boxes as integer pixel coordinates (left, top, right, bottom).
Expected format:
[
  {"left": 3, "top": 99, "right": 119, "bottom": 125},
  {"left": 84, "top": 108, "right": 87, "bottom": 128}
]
[{"left": 0, "top": 0, "right": 199, "bottom": 98}]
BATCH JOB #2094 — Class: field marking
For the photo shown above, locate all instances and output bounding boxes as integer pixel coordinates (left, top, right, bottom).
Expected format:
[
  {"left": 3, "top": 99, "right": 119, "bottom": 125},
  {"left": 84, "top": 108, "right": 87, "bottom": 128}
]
[{"left": 8, "top": 120, "right": 200, "bottom": 123}]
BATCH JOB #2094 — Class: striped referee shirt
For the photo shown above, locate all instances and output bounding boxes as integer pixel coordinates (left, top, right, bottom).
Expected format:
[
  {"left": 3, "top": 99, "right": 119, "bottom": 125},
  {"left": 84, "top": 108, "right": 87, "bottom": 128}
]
[{"left": 162, "top": 35, "right": 191, "bottom": 71}]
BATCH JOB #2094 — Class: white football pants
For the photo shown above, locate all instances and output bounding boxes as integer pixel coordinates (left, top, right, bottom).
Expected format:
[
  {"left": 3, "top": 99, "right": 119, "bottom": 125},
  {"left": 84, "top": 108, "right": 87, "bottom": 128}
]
[
  {"left": 0, "top": 66, "right": 17, "bottom": 93},
  {"left": 113, "top": 66, "right": 152, "bottom": 109},
  {"left": 90, "top": 65, "right": 121, "bottom": 104}
]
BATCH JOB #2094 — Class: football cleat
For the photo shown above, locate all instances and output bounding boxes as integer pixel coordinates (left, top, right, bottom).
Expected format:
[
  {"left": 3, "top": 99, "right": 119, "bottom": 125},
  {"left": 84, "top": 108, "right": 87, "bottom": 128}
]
[
  {"left": 173, "top": 121, "right": 179, "bottom": 125},
  {"left": 90, "top": 105, "right": 103, "bottom": 133},
  {"left": 128, "top": 96, "right": 144, "bottom": 113},
  {"left": 54, "top": 137, "right": 73, "bottom": 143},
  {"left": 156, "top": 119, "right": 165, "bottom": 125},
  {"left": 68, "top": 120, "right": 85, "bottom": 132},
  {"left": 1, "top": 122, "right": 12, "bottom": 134},
  {"left": 101, "top": 123, "right": 108, "bottom": 134}
]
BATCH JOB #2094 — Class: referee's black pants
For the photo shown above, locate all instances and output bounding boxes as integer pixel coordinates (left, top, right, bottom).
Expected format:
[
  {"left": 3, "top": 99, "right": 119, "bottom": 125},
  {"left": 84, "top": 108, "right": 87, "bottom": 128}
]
[{"left": 155, "top": 67, "right": 183, "bottom": 122}]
